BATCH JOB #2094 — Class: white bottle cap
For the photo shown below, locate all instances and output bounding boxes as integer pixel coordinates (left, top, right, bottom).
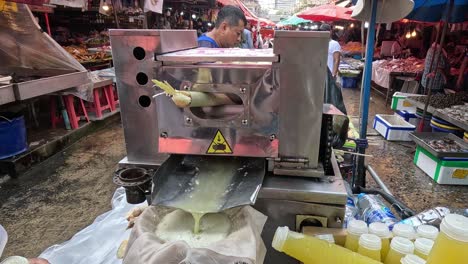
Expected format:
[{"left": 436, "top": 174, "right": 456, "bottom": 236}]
[
  {"left": 272, "top": 226, "right": 289, "bottom": 252},
  {"left": 315, "top": 234, "right": 335, "bottom": 244},
  {"left": 400, "top": 254, "right": 426, "bottom": 264},
  {"left": 347, "top": 220, "right": 369, "bottom": 236},
  {"left": 359, "top": 233, "right": 382, "bottom": 250},
  {"left": 369, "top": 222, "right": 391, "bottom": 238},
  {"left": 440, "top": 214, "right": 468, "bottom": 242},
  {"left": 416, "top": 225, "right": 439, "bottom": 240},
  {"left": 414, "top": 238, "right": 434, "bottom": 256},
  {"left": 393, "top": 223, "right": 417, "bottom": 240},
  {"left": 390, "top": 236, "right": 414, "bottom": 254}
]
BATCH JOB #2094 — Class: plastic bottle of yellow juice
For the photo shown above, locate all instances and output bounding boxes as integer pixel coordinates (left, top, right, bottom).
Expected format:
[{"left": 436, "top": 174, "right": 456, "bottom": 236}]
[
  {"left": 413, "top": 238, "right": 433, "bottom": 260},
  {"left": 314, "top": 234, "right": 335, "bottom": 244},
  {"left": 426, "top": 214, "right": 468, "bottom": 264},
  {"left": 384, "top": 237, "right": 414, "bottom": 264},
  {"left": 272, "top": 226, "right": 381, "bottom": 264},
  {"left": 345, "top": 220, "right": 369, "bottom": 252},
  {"left": 400, "top": 254, "right": 426, "bottom": 264},
  {"left": 357, "top": 234, "right": 382, "bottom": 261},
  {"left": 392, "top": 223, "right": 417, "bottom": 241},
  {"left": 369, "top": 222, "right": 391, "bottom": 260},
  {"left": 416, "top": 225, "right": 438, "bottom": 241}
]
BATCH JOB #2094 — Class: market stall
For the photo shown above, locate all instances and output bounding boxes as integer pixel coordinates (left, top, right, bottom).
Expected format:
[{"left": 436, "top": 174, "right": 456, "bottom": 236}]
[{"left": 371, "top": 57, "right": 425, "bottom": 104}]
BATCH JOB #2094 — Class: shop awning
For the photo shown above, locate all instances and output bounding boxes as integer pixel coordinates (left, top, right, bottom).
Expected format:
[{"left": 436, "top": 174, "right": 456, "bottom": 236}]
[
  {"left": 296, "top": 4, "right": 355, "bottom": 21},
  {"left": 406, "top": 0, "right": 468, "bottom": 23},
  {"left": 277, "top": 15, "right": 310, "bottom": 26},
  {"left": 217, "top": 0, "right": 275, "bottom": 27}
]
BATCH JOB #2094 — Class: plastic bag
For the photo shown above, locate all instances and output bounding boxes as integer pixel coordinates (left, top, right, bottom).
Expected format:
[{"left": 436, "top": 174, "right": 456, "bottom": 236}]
[
  {"left": 0, "top": 224, "right": 7, "bottom": 258},
  {"left": 0, "top": 4, "right": 93, "bottom": 101},
  {"left": 39, "top": 188, "right": 145, "bottom": 264},
  {"left": 124, "top": 206, "right": 267, "bottom": 264}
]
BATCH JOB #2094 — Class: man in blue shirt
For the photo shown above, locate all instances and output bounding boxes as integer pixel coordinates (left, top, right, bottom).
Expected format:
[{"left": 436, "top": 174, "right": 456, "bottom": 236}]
[
  {"left": 198, "top": 5, "right": 247, "bottom": 48},
  {"left": 241, "top": 23, "right": 254, "bottom": 49}
]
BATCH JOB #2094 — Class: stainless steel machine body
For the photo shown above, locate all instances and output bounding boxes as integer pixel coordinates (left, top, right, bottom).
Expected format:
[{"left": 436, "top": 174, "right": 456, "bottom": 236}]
[{"left": 110, "top": 29, "right": 347, "bottom": 264}]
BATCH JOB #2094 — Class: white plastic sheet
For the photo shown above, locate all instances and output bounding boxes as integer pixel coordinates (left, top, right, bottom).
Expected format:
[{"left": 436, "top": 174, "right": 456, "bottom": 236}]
[
  {"left": 39, "top": 188, "right": 144, "bottom": 264},
  {"left": 372, "top": 60, "right": 392, "bottom": 88},
  {"left": 124, "top": 206, "right": 267, "bottom": 264}
]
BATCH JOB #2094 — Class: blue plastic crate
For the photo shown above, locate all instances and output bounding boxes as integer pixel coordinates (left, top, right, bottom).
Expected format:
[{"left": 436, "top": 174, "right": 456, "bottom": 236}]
[{"left": 341, "top": 76, "right": 358, "bottom": 88}]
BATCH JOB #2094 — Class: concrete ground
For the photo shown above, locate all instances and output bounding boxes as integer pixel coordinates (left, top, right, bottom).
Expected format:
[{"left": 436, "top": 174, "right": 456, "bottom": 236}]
[{"left": 0, "top": 88, "right": 467, "bottom": 260}]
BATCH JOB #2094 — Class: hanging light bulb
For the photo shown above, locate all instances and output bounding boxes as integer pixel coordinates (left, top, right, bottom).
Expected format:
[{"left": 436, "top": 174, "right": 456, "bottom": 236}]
[
  {"left": 405, "top": 32, "right": 411, "bottom": 39},
  {"left": 364, "top": 22, "right": 369, "bottom": 28},
  {"left": 350, "top": 23, "right": 354, "bottom": 28},
  {"left": 192, "top": 14, "right": 197, "bottom": 19},
  {"left": 411, "top": 30, "right": 416, "bottom": 37},
  {"left": 180, "top": 11, "right": 184, "bottom": 16},
  {"left": 102, "top": 0, "right": 109, "bottom": 11}
]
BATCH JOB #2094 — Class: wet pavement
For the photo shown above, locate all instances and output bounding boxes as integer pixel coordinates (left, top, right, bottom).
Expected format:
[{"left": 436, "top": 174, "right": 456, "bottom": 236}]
[
  {"left": 0, "top": 122, "right": 124, "bottom": 259},
  {"left": 342, "top": 87, "right": 468, "bottom": 213},
  {"left": 0, "top": 87, "right": 467, "bottom": 260}
]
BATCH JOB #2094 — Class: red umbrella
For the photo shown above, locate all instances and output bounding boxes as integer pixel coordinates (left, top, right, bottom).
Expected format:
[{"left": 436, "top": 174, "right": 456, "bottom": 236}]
[{"left": 296, "top": 4, "right": 355, "bottom": 21}]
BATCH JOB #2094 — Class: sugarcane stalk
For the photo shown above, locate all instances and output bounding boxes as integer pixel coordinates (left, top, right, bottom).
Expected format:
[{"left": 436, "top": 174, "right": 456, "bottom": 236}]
[{"left": 152, "top": 79, "right": 237, "bottom": 108}]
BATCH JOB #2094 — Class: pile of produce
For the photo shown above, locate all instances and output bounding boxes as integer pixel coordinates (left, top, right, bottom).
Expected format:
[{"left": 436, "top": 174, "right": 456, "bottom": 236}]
[
  {"left": 437, "top": 104, "right": 468, "bottom": 123},
  {"left": 377, "top": 57, "right": 425, "bottom": 73},
  {"left": 64, "top": 45, "right": 110, "bottom": 63},
  {"left": 408, "top": 92, "right": 468, "bottom": 109},
  {"left": 341, "top": 42, "right": 362, "bottom": 54}
]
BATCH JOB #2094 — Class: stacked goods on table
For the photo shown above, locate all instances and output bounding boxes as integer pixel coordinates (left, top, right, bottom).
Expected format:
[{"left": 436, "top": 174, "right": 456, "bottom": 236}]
[
  {"left": 378, "top": 57, "right": 425, "bottom": 73},
  {"left": 64, "top": 45, "right": 112, "bottom": 65},
  {"left": 436, "top": 104, "right": 468, "bottom": 123},
  {"left": 341, "top": 42, "right": 363, "bottom": 55},
  {"left": 407, "top": 92, "right": 468, "bottom": 109},
  {"left": 342, "top": 57, "right": 364, "bottom": 70},
  {"left": 410, "top": 132, "right": 468, "bottom": 185}
]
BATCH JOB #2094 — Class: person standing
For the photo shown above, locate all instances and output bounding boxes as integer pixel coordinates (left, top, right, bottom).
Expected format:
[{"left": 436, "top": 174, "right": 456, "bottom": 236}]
[
  {"left": 320, "top": 24, "right": 341, "bottom": 78},
  {"left": 391, "top": 34, "right": 408, "bottom": 58},
  {"left": 421, "top": 42, "right": 450, "bottom": 93},
  {"left": 241, "top": 23, "right": 254, "bottom": 49},
  {"left": 197, "top": 5, "right": 247, "bottom": 48}
]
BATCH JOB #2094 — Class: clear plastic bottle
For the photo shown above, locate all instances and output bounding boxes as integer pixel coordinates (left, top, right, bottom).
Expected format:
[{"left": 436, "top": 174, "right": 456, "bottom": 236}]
[
  {"left": 392, "top": 223, "right": 417, "bottom": 241},
  {"left": 416, "top": 225, "right": 438, "bottom": 241},
  {"left": 272, "top": 226, "right": 381, "bottom": 264},
  {"left": 358, "top": 234, "right": 382, "bottom": 261},
  {"left": 384, "top": 237, "right": 414, "bottom": 264},
  {"left": 413, "top": 238, "right": 433, "bottom": 260},
  {"left": 400, "top": 254, "right": 426, "bottom": 264},
  {"left": 369, "top": 222, "right": 392, "bottom": 260},
  {"left": 426, "top": 214, "right": 468, "bottom": 264},
  {"left": 345, "top": 220, "right": 369, "bottom": 252}
]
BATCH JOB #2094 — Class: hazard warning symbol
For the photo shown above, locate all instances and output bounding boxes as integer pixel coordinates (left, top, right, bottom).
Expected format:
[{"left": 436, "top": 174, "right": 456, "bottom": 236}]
[{"left": 206, "top": 130, "right": 233, "bottom": 154}]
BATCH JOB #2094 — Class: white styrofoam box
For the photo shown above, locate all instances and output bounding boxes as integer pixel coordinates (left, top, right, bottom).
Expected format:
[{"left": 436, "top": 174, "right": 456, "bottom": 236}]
[
  {"left": 396, "top": 110, "right": 419, "bottom": 126},
  {"left": 414, "top": 146, "right": 468, "bottom": 185},
  {"left": 373, "top": 114, "right": 416, "bottom": 141},
  {"left": 391, "top": 92, "right": 423, "bottom": 113}
]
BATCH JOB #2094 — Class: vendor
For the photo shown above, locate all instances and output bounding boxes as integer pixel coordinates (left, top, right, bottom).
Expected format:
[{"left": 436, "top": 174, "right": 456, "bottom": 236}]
[
  {"left": 421, "top": 42, "right": 450, "bottom": 93},
  {"left": 391, "top": 34, "right": 409, "bottom": 58},
  {"left": 320, "top": 24, "right": 341, "bottom": 78},
  {"left": 197, "top": 6, "right": 247, "bottom": 48}
]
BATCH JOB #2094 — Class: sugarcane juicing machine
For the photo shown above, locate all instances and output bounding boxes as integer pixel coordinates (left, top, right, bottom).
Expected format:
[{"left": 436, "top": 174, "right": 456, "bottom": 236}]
[{"left": 110, "top": 29, "right": 348, "bottom": 263}]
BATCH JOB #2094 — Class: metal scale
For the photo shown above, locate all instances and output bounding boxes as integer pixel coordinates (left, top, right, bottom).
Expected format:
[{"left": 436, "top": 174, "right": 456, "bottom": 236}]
[{"left": 110, "top": 29, "right": 348, "bottom": 264}]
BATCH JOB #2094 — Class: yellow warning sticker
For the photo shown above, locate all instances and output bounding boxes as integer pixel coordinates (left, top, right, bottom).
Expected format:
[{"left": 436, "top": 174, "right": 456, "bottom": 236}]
[
  {"left": 206, "top": 130, "right": 233, "bottom": 154},
  {"left": 452, "top": 169, "right": 468, "bottom": 179}
]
